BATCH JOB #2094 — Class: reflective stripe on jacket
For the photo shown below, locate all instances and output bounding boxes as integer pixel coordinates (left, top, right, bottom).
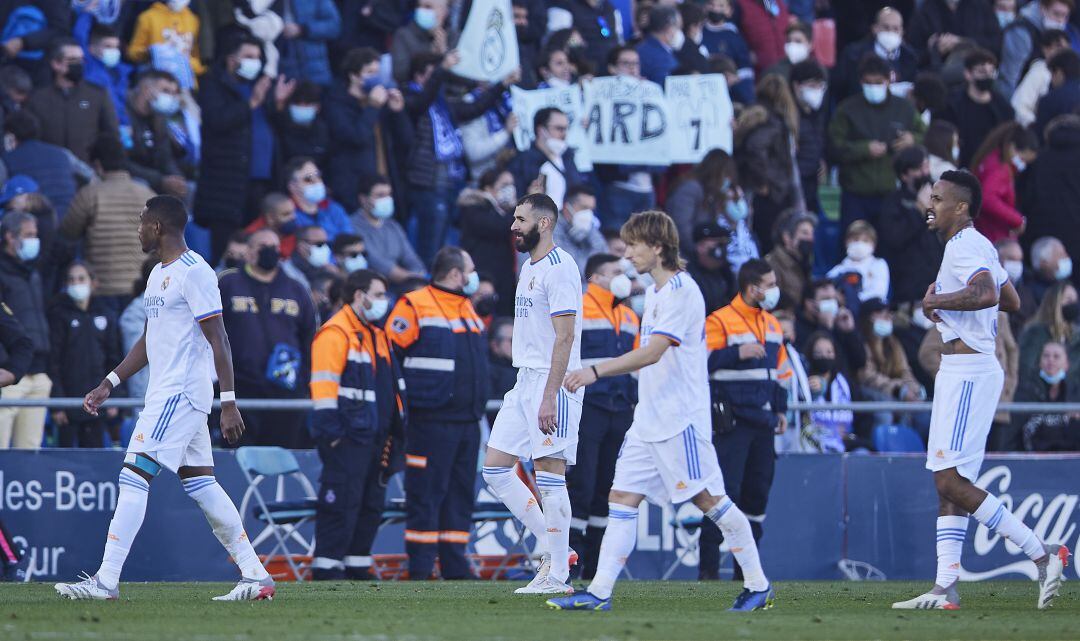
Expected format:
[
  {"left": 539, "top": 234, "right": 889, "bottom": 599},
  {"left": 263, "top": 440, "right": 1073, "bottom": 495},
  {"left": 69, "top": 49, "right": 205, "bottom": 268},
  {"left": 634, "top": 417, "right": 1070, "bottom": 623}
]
[{"left": 580, "top": 283, "right": 639, "bottom": 411}]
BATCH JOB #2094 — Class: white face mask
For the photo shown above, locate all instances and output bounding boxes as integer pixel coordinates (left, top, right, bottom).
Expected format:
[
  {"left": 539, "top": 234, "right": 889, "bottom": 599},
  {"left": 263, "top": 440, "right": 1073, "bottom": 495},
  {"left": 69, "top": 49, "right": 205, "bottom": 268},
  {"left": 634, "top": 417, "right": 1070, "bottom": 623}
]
[
  {"left": 236, "top": 57, "right": 262, "bottom": 81},
  {"left": 1057, "top": 257, "right": 1074, "bottom": 280},
  {"left": 67, "top": 283, "right": 92, "bottom": 303},
  {"left": 619, "top": 257, "right": 638, "bottom": 279},
  {"left": 100, "top": 47, "right": 121, "bottom": 68},
  {"left": 344, "top": 254, "right": 368, "bottom": 273},
  {"left": 670, "top": 29, "right": 686, "bottom": 51},
  {"left": 846, "top": 240, "right": 874, "bottom": 261},
  {"left": 873, "top": 318, "right": 894, "bottom": 338},
  {"left": 817, "top": 298, "right": 839, "bottom": 317},
  {"left": 609, "top": 273, "right": 633, "bottom": 299},
  {"left": 545, "top": 136, "right": 568, "bottom": 156},
  {"left": 371, "top": 196, "right": 395, "bottom": 219},
  {"left": 363, "top": 297, "right": 389, "bottom": 321},
  {"left": 571, "top": 209, "right": 595, "bottom": 233},
  {"left": 496, "top": 184, "right": 517, "bottom": 207},
  {"left": 761, "top": 286, "right": 781, "bottom": 311},
  {"left": 876, "top": 30, "right": 902, "bottom": 53},
  {"left": 1003, "top": 259, "right": 1024, "bottom": 283},
  {"left": 307, "top": 242, "right": 331, "bottom": 267},
  {"left": 784, "top": 41, "right": 810, "bottom": 64},
  {"left": 798, "top": 85, "right": 826, "bottom": 110},
  {"left": 862, "top": 83, "right": 888, "bottom": 105},
  {"left": 167, "top": 0, "right": 190, "bottom": 11},
  {"left": 951, "top": 144, "right": 960, "bottom": 162}
]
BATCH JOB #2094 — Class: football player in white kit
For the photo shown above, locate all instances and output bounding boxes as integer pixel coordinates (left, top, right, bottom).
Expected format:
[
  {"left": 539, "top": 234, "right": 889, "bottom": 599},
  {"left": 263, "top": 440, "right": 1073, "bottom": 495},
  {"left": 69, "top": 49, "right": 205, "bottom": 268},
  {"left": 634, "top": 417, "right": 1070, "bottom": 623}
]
[
  {"left": 483, "top": 193, "right": 584, "bottom": 595},
  {"left": 55, "top": 196, "right": 274, "bottom": 602},
  {"left": 892, "top": 171, "right": 1069, "bottom": 611},
  {"left": 549, "top": 211, "right": 773, "bottom": 612}
]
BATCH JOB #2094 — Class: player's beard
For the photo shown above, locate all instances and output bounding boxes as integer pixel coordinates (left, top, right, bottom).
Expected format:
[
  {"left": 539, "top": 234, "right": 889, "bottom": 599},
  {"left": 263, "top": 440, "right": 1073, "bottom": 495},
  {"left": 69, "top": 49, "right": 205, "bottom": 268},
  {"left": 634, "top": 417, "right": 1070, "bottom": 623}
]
[{"left": 514, "top": 225, "right": 541, "bottom": 253}]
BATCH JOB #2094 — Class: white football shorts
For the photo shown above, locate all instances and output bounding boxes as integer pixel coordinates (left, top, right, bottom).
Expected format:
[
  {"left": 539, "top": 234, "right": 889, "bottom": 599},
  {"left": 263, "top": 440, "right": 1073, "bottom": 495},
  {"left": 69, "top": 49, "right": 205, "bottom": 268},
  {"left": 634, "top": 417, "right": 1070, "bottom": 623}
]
[
  {"left": 489, "top": 368, "right": 582, "bottom": 465},
  {"left": 611, "top": 424, "right": 726, "bottom": 505},
  {"left": 127, "top": 393, "right": 213, "bottom": 473},
  {"left": 926, "top": 353, "right": 1004, "bottom": 481}
]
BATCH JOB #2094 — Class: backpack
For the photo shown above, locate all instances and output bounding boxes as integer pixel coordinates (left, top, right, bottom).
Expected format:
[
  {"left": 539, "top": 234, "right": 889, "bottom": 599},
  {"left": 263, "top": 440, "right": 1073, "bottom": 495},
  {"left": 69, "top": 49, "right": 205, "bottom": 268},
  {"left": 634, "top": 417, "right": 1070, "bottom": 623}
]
[{"left": 0, "top": 6, "right": 46, "bottom": 60}]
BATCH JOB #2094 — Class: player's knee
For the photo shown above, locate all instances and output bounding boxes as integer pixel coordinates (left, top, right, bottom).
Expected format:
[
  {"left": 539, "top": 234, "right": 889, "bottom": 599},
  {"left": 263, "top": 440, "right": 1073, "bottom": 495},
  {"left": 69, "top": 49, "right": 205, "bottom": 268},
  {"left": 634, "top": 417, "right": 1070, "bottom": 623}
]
[
  {"left": 934, "top": 469, "right": 963, "bottom": 501},
  {"left": 481, "top": 465, "right": 512, "bottom": 488}
]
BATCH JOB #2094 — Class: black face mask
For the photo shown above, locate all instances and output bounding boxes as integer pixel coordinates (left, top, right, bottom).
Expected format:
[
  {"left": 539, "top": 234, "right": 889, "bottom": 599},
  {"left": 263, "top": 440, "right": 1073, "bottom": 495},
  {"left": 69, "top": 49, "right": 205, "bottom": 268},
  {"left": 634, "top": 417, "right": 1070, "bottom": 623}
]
[
  {"left": 223, "top": 256, "right": 244, "bottom": 270},
  {"left": 797, "top": 239, "right": 814, "bottom": 264},
  {"left": 65, "top": 62, "right": 84, "bottom": 83},
  {"left": 707, "top": 10, "right": 728, "bottom": 23},
  {"left": 256, "top": 245, "right": 280, "bottom": 271},
  {"left": 973, "top": 77, "right": 995, "bottom": 93},
  {"left": 474, "top": 294, "right": 498, "bottom": 317},
  {"left": 809, "top": 356, "right": 835, "bottom": 375},
  {"left": 1063, "top": 301, "right": 1080, "bottom": 323}
]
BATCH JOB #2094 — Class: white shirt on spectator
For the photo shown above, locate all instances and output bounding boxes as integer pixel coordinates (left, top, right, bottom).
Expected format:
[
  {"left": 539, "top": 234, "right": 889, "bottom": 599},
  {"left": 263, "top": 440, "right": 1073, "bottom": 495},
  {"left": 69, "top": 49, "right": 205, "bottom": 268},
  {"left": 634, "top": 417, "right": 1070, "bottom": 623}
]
[
  {"left": 1011, "top": 59, "right": 1051, "bottom": 127},
  {"left": 827, "top": 254, "right": 891, "bottom": 302}
]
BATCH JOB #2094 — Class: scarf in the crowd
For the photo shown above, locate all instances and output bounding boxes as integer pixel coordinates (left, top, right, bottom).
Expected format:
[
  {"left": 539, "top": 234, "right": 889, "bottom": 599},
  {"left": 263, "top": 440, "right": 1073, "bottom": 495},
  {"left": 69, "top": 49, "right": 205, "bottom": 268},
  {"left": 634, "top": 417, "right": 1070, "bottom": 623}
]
[
  {"left": 413, "top": 81, "right": 463, "bottom": 163},
  {"left": 810, "top": 373, "right": 853, "bottom": 453},
  {"left": 476, "top": 88, "right": 513, "bottom": 134},
  {"left": 72, "top": 0, "right": 121, "bottom": 24}
]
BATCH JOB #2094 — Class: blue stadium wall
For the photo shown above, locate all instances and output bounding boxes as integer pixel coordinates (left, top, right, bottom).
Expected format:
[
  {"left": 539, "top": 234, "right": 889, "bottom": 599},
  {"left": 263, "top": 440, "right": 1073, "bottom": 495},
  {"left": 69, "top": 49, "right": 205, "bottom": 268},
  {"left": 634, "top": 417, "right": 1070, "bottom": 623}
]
[{"left": 1, "top": 451, "right": 1077, "bottom": 582}]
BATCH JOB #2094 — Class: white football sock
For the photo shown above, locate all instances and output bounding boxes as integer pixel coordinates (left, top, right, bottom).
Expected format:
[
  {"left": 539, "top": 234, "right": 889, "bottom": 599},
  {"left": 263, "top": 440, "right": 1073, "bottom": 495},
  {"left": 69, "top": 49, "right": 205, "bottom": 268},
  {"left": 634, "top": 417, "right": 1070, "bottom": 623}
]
[
  {"left": 972, "top": 493, "right": 1045, "bottom": 560},
  {"left": 183, "top": 476, "right": 268, "bottom": 580},
  {"left": 705, "top": 496, "right": 769, "bottom": 592},
  {"left": 97, "top": 468, "right": 150, "bottom": 589},
  {"left": 935, "top": 515, "right": 968, "bottom": 589},
  {"left": 587, "top": 503, "right": 638, "bottom": 600},
  {"left": 482, "top": 466, "right": 546, "bottom": 554},
  {"left": 535, "top": 471, "right": 571, "bottom": 582}
]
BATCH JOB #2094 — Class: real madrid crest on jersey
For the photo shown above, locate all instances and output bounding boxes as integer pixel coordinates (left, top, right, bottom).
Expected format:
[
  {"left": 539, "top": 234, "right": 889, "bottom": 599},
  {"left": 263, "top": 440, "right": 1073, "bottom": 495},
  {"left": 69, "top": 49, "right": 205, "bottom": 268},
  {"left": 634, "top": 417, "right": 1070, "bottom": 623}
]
[
  {"left": 529, "top": 276, "right": 536, "bottom": 290},
  {"left": 161, "top": 276, "right": 171, "bottom": 290}
]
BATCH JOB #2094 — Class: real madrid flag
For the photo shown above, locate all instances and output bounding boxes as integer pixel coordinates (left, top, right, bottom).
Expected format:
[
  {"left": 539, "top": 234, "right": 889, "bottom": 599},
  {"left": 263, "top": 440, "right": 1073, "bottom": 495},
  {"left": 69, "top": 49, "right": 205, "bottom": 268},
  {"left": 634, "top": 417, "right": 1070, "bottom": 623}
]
[{"left": 452, "top": 0, "right": 520, "bottom": 82}]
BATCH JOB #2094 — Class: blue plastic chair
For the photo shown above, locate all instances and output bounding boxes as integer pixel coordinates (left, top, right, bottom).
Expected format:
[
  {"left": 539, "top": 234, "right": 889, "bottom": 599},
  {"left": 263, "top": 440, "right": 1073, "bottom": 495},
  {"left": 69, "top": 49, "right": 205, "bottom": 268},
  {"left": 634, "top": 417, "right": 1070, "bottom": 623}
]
[
  {"left": 235, "top": 447, "right": 318, "bottom": 580},
  {"left": 873, "top": 424, "right": 926, "bottom": 453}
]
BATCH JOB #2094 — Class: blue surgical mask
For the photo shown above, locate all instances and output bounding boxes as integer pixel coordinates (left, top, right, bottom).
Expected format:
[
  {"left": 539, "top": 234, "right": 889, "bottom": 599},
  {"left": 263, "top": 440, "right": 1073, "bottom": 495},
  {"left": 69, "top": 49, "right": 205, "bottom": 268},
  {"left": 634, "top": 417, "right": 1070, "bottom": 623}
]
[
  {"left": 862, "top": 83, "right": 887, "bottom": 105},
  {"left": 463, "top": 270, "right": 480, "bottom": 295},
  {"left": 307, "top": 243, "right": 331, "bottom": 267},
  {"left": 725, "top": 197, "right": 749, "bottom": 221},
  {"left": 237, "top": 57, "right": 262, "bottom": 81},
  {"left": 1057, "top": 257, "right": 1073, "bottom": 280},
  {"left": 1040, "top": 369, "right": 1066, "bottom": 385},
  {"left": 289, "top": 104, "right": 317, "bottom": 125},
  {"left": 151, "top": 92, "right": 180, "bottom": 115},
  {"left": 100, "top": 47, "right": 121, "bottom": 68},
  {"left": 873, "top": 318, "right": 894, "bottom": 338},
  {"left": 67, "top": 283, "right": 91, "bottom": 302},
  {"left": 302, "top": 182, "right": 327, "bottom": 204},
  {"left": 371, "top": 196, "right": 395, "bottom": 219},
  {"left": 17, "top": 237, "right": 39, "bottom": 261},
  {"left": 364, "top": 297, "right": 389, "bottom": 321},
  {"left": 344, "top": 254, "right": 368, "bottom": 273},
  {"left": 415, "top": 7, "right": 438, "bottom": 30}
]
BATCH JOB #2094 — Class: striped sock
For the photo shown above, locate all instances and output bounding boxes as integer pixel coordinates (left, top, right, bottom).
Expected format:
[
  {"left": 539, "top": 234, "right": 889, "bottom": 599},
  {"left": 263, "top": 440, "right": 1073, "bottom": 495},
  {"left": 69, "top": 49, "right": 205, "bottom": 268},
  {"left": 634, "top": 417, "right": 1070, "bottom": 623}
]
[
  {"left": 705, "top": 496, "right": 769, "bottom": 592},
  {"left": 482, "top": 466, "right": 546, "bottom": 554},
  {"left": 587, "top": 503, "right": 638, "bottom": 600},
  {"left": 183, "top": 475, "right": 268, "bottom": 580},
  {"left": 535, "top": 471, "right": 571, "bottom": 582},
  {"left": 935, "top": 515, "right": 968, "bottom": 589},
  {"left": 97, "top": 468, "right": 150, "bottom": 589},
  {"left": 972, "top": 493, "right": 1045, "bottom": 560}
]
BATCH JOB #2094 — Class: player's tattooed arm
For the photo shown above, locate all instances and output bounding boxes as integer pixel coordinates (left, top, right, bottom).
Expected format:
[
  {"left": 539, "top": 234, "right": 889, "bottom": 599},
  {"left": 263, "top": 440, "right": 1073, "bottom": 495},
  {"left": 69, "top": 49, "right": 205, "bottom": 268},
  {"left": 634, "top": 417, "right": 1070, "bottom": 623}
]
[{"left": 923, "top": 271, "right": 999, "bottom": 313}]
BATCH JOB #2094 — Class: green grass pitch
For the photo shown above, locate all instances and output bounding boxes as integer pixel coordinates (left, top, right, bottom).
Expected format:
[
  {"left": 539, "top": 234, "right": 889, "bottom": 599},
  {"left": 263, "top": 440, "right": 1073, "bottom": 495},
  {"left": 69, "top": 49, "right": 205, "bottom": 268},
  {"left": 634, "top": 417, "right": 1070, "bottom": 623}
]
[{"left": 3, "top": 580, "right": 1076, "bottom": 640}]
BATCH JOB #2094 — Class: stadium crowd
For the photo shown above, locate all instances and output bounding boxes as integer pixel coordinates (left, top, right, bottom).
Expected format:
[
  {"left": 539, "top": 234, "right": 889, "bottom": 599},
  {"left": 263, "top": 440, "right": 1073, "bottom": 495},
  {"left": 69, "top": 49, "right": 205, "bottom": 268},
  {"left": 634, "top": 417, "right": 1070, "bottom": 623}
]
[{"left": 0, "top": 0, "right": 1077, "bottom": 465}]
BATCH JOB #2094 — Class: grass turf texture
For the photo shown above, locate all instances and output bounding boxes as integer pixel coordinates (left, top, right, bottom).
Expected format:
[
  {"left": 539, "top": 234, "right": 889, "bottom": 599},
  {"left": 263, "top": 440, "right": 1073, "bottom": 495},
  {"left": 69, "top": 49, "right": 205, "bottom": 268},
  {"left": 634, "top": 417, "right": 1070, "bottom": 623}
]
[{"left": 2, "top": 580, "right": 1076, "bottom": 641}]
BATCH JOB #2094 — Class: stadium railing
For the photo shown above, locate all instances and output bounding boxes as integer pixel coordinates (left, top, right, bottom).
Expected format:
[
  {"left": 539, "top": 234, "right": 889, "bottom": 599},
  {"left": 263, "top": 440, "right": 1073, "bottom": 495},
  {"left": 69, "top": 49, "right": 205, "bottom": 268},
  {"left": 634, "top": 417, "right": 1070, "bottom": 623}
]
[{"left": 3, "top": 398, "right": 1080, "bottom": 412}]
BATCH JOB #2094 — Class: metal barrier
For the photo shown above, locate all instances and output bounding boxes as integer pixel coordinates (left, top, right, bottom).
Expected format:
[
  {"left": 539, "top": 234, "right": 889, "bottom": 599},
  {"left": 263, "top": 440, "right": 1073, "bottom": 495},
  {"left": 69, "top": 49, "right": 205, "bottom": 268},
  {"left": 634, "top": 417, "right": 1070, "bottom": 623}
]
[{"left": 4, "top": 397, "right": 1080, "bottom": 413}]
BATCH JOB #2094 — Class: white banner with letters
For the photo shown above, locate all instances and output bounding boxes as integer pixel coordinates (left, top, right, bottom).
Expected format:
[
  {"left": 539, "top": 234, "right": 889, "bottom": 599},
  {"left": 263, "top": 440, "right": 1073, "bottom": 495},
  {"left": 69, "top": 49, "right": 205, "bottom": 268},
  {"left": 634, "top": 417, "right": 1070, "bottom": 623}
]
[
  {"left": 664, "top": 74, "right": 733, "bottom": 163},
  {"left": 582, "top": 76, "right": 671, "bottom": 166},
  {"left": 452, "top": 0, "right": 520, "bottom": 82},
  {"left": 509, "top": 84, "right": 592, "bottom": 170}
]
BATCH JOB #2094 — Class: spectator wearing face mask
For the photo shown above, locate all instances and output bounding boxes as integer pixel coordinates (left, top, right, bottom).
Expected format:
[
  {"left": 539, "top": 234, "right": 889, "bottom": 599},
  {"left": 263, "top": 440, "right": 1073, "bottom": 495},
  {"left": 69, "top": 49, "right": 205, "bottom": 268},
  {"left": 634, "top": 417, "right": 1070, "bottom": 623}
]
[
  {"left": 789, "top": 61, "right": 828, "bottom": 215},
  {"left": 801, "top": 331, "right": 860, "bottom": 453},
  {"left": 970, "top": 122, "right": 1038, "bottom": 244},
  {"left": 942, "top": 48, "right": 1015, "bottom": 168},
  {"left": 1011, "top": 28, "right": 1071, "bottom": 127},
  {"left": 125, "top": 70, "right": 188, "bottom": 199},
  {"left": 47, "top": 261, "right": 122, "bottom": 448},
  {"left": 458, "top": 169, "right": 518, "bottom": 316},
  {"left": 1018, "top": 281, "right": 1080, "bottom": 389},
  {"left": 687, "top": 222, "right": 736, "bottom": 315},
  {"left": 0, "top": 175, "right": 70, "bottom": 297},
  {"left": 676, "top": 3, "right": 711, "bottom": 75},
  {"left": 795, "top": 278, "right": 867, "bottom": 376},
  {"left": 637, "top": 6, "right": 683, "bottom": 86},
  {"left": 25, "top": 37, "right": 119, "bottom": 163},
  {"left": 996, "top": 238, "right": 1038, "bottom": 334},
  {"left": 0, "top": 211, "right": 49, "bottom": 450},
  {"left": 245, "top": 192, "right": 299, "bottom": 259},
  {"left": 1000, "top": 0, "right": 1079, "bottom": 95},
  {"left": 219, "top": 229, "right": 316, "bottom": 447},
  {"left": 1015, "top": 341, "right": 1080, "bottom": 451},
  {"left": 351, "top": 175, "right": 425, "bottom": 290},
  {"left": 700, "top": 0, "right": 755, "bottom": 103},
  {"left": 552, "top": 185, "right": 606, "bottom": 281},
  {"left": 832, "top": 7, "right": 919, "bottom": 102},
  {"left": 331, "top": 233, "right": 370, "bottom": 276},
  {"left": 764, "top": 212, "right": 815, "bottom": 312},
  {"left": 827, "top": 220, "right": 890, "bottom": 304},
  {"left": 507, "top": 106, "right": 584, "bottom": 214},
  {"left": 857, "top": 299, "right": 926, "bottom": 432},
  {"left": 876, "top": 145, "right": 943, "bottom": 311},
  {"left": 537, "top": 48, "right": 576, "bottom": 89},
  {"left": 82, "top": 24, "right": 132, "bottom": 130},
  {"left": 283, "top": 156, "right": 351, "bottom": 242},
  {"left": 274, "top": 81, "right": 330, "bottom": 170},
  {"left": 391, "top": 0, "right": 456, "bottom": 85},
  {"left": 766, "top": 20, "right": 814, "bottom": 80},
  {"left": 285, "top": 224, "right": 336, "bottom": 289},
  {"left": 1026, "top": 236, "right": 1073, "bottom": 305}
]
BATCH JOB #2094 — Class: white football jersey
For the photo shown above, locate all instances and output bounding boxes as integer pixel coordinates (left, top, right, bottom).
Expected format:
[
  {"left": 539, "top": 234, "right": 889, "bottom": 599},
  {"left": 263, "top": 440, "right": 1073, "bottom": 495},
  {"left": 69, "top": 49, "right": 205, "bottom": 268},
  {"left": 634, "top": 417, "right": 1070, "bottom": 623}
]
[
  {"left": 934, "top": 227, "right": 1007, "bottom": 355},
  {"left": 512, "top": 246, "right": 582, "bottom": 372},
  {"left": 142, "top": 250, "right": 222, "bottom": 413},
  {"left": 632, "top": 271, "right": 712, "bottom": 442}
]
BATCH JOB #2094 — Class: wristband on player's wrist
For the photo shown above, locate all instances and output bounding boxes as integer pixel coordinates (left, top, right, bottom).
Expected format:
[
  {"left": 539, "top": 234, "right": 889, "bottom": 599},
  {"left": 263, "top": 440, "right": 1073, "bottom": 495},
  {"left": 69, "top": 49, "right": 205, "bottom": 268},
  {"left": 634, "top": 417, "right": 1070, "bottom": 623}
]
[
  {"left": 105, "top": 371, "right": 121, "bottom": 388},
  {"left": 220, "top": 391, "right": 236, "bottom": 404},
  {"left": 591, "top": 365, "right": 600, "bottom": 380}
]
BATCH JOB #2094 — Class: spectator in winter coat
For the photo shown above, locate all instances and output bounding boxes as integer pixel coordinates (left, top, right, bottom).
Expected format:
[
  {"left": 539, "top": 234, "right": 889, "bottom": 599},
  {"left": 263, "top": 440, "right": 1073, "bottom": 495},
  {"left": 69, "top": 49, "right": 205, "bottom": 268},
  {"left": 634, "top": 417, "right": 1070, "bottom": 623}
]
[
  {"left": 1014, "top": 341, "right": 1080, "bottom": 451},
  {"left": 701, "top": 0, "right": 755, "bottom": 104},
  {"left": 736, "top": 0, "right": 791, "bottom": 75},
  {"left": 351, "top": 175, "right": 426, "bottom": 291},
  {"left": 0, "top": 178, "right": 70, "bottom": 298},
  {"left": 0, "top": 211, "right": 50, "bottom": 450},
  {"left": 507, "top": 107, "right": 585, "bottom": 212},
  {"left": 48, "top": 262, "right": 122, "bottom": 448},
  {"left": 1021, "top": 114, "right": 1080, "bottom": 293},
  {"left": 795, "top": 278, "right": 867, "bottom": 377},
  {"left": 82, "top": 23, "right": 132, "bottom": 129},
  {"left": 765, "top": 212, "right": 815, "bottom": 312},
  {"left": 486, "top": 317, "right": 517, "bottom": 421},
  {"left": 999, "top": 0, "right": 1078, "bottom": 95},
  {"left": 25, "top": 38, "right": 119, "bottom": 163},
  {"left": 194, "top": 34, "right": 276, "bottom": 263},
  {"left": 126, "top": 0, "right": 205, "bottom": 81},
  {"left": 282, "top": 156, "right": 352, "bottom": 242},
  {"left": 458, "top": 169, "right": 518, "bottom": 316},
  {"left": 790, "top": 61, "right": 828, "bottom": 214},
  {"left": 553, "top": 185, "right": 607, "bottom": 281},
  {"left": 1017, "top": 281, "right": 1080, "bottom": 390},
  {"left": 906, "top": 0, "right": 1003, "bottom": 69},
  {"left": 765, "top": 20, "right": 816, "bottom": 80},
  {"left": 942, "top": 48, "right": 1016, "bottom": 168},
  {"left": 636, "top": 6, "right": 682, "bottom": 86},
  {"left": 1011, "top": 28, "right": 1070, "bottom": 127},
  {"left": 274, "top": 80, "right": 330, "bottom": 170},
  {"left": 125, "top": 70, "right": 188, "bottom": 198},
  {"left": 1035, "top": 49, "right": 1080, "bottom": 139},
  {"left": 391, "top": 0, "right": 456, "bottom": 85},
  {"left": 972, "top": 122, "right": 1039, "bottom": 243},
  {"left": 276, "top": 0, "right": 341, "bottom": 86},
  {"left": 1, "top": 111, "right": 76, "bottom": 218},
  {"left": 832, "top": 7, "right": 919, "bottom": 101},
  {"left": 323, "top": 47, "right": 413, "bottom": 212},
  {"left": 676, "top": 3, "right": 712, "bottom": 76}
]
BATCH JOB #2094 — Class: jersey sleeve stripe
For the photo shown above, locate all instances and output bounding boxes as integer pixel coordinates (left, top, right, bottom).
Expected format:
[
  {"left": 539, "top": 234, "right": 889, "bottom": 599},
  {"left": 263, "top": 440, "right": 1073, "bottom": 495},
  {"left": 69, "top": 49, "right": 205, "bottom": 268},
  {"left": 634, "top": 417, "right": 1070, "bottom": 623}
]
[
  {"left": 550, "top": 309, "right": 577, "bottom": 317},
  {"left": 195, "top": 309, "right": 223, "bottom": 321},
  {"left": 965, "top": 267, "right": 990, "bottom": 284},
  {"left": 651, "top": 330, "right": 682, "bottom": 345}
]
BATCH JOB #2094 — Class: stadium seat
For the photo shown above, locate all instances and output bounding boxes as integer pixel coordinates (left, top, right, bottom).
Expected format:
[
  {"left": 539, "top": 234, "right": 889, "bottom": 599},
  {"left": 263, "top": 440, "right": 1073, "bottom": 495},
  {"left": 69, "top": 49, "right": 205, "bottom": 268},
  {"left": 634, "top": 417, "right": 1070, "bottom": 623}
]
[
  {"left": 235, "top": 447, "right": 318, "bottom": 581},
  {"left": 872, "top": 425, "right": 926, "bottom": 453}
]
